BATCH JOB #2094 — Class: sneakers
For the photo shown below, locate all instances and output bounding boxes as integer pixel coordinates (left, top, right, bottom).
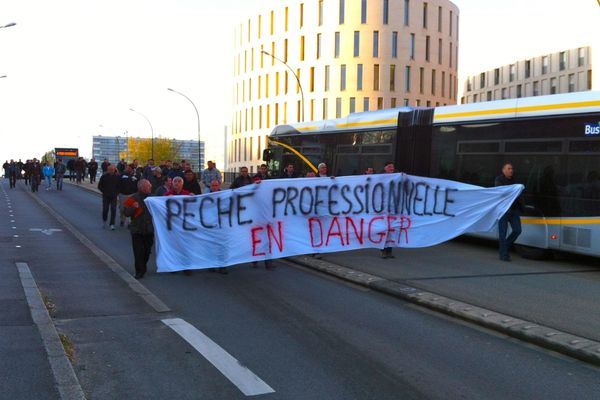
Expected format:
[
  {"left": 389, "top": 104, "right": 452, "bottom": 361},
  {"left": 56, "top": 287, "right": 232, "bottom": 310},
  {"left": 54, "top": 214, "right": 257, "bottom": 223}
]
[{"left": 110, "top": 225, "right": 115, "bottom": 230}]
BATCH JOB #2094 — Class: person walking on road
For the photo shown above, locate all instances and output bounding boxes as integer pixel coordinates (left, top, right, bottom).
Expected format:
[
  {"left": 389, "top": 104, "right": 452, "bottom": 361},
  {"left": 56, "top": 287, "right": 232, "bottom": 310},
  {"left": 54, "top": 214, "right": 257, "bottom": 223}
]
[
  {"left": 7, "top": 159, "right": 18, "bottom": 189},
  {"left": 381, "top": 161, "right": 396, "bottom": 259},
  {"left": 42, "top": 161, "right": 55, "bottom": 191},
  {"left": 123, "top": 179, "right": 154, "bottom": 279},
  {"left": 88, "top": 158, "right": 99, "bottom": 183},
  {"left": 118, "top": 165, "right": 138, "bottom": 227},
  {"left": 98, "top": 165, "right": 120, "bottom": 230},
  {"left": 30, "top": 159, "right": 42, "bottom": 192},
  {"left": 495, "top": 163, "right": 524, "bottom": 262},
  {"left": 54, "top": 158, "right": 66, "bottom": 191}
]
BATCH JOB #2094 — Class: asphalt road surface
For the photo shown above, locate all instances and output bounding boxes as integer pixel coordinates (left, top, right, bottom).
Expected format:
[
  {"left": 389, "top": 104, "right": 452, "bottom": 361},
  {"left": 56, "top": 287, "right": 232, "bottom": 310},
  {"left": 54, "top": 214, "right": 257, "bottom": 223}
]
[{"left": 3, "top": 179, "right": 599, "bottom": 399}]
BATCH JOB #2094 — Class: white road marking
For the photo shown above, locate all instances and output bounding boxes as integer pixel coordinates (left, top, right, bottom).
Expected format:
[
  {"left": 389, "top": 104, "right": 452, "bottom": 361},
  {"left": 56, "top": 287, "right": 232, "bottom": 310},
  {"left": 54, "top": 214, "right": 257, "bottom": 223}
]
[
  {"left": 29, "top": 228, "right": 63, "bottom": 235},
  {"left": 162, "top": 318, "right": 275, "bottom": 396}
]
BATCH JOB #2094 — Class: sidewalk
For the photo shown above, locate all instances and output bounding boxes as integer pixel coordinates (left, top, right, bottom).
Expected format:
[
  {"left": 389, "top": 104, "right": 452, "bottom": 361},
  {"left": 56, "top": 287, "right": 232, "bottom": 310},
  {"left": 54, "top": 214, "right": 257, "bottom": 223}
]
[{"left": 67, "top": 179, "right": 600, "bottom": 366}]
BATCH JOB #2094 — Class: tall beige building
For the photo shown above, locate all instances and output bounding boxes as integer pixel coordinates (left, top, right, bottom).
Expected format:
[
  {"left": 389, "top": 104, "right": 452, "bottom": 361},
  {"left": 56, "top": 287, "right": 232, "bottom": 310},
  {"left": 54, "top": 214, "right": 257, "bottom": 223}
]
[
  {"left": 461, "top": 46, "right": 596, "bottom": 104},
  {"left": 228, "top": 0, "right": 460, "bottom": 174}
]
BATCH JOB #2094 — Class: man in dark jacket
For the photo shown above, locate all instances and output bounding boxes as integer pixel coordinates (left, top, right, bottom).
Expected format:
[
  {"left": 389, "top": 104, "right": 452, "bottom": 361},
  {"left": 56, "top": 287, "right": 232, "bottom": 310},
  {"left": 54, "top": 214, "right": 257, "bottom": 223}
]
[
  {"left": 98, "top": 165, "right": 120, "bottom": 230},
  {"left": 124, "top": 179, "right": 154, "bottom": 279},
  {"left": 230, "top": 166, "right": 253, "bottom": 189},
  {"left": 88, "top": 158, "right": 99, "bottom": 183},
  {"left": 495, "top": 163, "right": 524, "bottom": 262}
]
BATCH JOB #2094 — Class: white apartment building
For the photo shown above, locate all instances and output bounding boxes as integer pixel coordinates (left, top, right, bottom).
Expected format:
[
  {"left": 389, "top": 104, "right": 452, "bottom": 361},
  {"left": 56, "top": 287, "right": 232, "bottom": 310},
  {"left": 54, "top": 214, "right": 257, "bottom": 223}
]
[
  {"left": 229, "top": 0, "right": 460, "bottom": 173},
  {"left": 462, "top": 46, "right": 597, "bottom": 104}
]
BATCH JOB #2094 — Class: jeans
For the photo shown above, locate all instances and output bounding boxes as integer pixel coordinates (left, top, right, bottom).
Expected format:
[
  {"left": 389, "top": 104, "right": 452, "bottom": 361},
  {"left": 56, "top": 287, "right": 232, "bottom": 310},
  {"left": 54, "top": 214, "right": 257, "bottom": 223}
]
[
  {"left": 102, "top": 195, "right": 118, "bottom": 225},
  {"left": 45, "top": 176, "right": 52, "bottom": 189},
  {"left": 498, "top": 209, "right": 522, "bottom": 259},
  {"left": 56, "top": 175, "right": 63, "bottom": 190}
]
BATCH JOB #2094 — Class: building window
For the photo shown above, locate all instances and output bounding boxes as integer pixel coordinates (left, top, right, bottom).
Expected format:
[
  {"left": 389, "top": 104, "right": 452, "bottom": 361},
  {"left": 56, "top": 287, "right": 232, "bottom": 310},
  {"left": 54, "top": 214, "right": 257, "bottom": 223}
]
[
  {"left": 285, "top": 70, "right": 289, "bottom": 94},
  {"left": 265, "top": 74, "right": 269, "bottom": 98},
  {"left": 588, "top": 70, "right": 592, "bottom": 90},
  {"left": 310, "top": 99, "right": 314, "bottom": 120},
  {"left": 361, "top": 0, "right": 367, "bottom": 23},
  {"left": 383, "top": 0, "right": 389, "bottom": 24},
  {"left": 423, "top": 2, "right": 428, "bottom": 29},
  {"left": 258, "top": 15, "right": 261, "bottom": 39},
  {"left": 334, "top": 32, "right": 340, "bottom": 58},
  {"left": 391, "top": 98, "right": 397, "bottom": 107},
  {"left": 350, "top": 97, "right": 356, "bottom": 113},
  {"left": 419, "top": 67, "right": 424, "bottom": 94},
  {"left": 373, "top": 64, "right": 379, "bottom": 90},
  {"left": 525, "top": 60, "right": 531, "bottom": 79},
  {"left": 473, "top": 94, "right": 478, "bottom": 103},
  {"left": 284, "top": 39, "right": 288, "bottom": 62},
  {"left": 340, "top": 64, "right": 347, "bottom": 91},
  {"left": 354, "top": 31, "right": 360, "bottom": 57},
  {"left": 336, "top": 97, "right": 342, "bottom": 118},
  {"left": 271, "top": 42, "right": 275, "bottom": 65},
  {"left": 324, "top": 65, "right": 330, "bottom": 91},
  {"left": 438, "top": 38, "right": 442, "bottom": 64},
  {"left": 425, "top": 36, "right": 430, "bottom": 62},
  {"left": 441, "top": 71, "right": 445, "bottom": 96},
  {"left": 409, "top": 33, "right": 415, "bottom": 59},
  {"left": 339, "top": 0, "right": 345, "bottom": 24},
  {"left": 494, "top": 68, "right": 500, "bottom": 85},
  {"left": 300, "top": 36, "right": 305, "bottom": 61},
  {"left": 318, "top": 0, "right": 324, "bottom": 26},
  {"left": 568, "top": 73, "right": 575, "bottom": 92},
  {"left": 257, "top": 135, "right": 261, "bottom": 160},
  {"left": 249, "top": 137, "right": 253, "bottom": 160},
  {"left": 244, "top": 138, "right": 247, "bottom": 161},
  {"left": 449, "top": 42, "right": 453, "bottom": 68},
  {"left": 310, "top": 67, "right": 315, "bottom": 92},
  {"left": 480, "top": 72, "right": 485, "bottom": 88},
  {"left": 404, "top": 0, "right": 410, "bottom": 26},
  {"left": 550, "top": 77, "right": 557, "bottom": 94},
  {"left": 438, "top": 6, "right": 442, "bottom": 32},
  {"left": 390, "top": 64, "right": 396, "bottom": 91},
  {"left": 377, "top": 97, "right": 383, "bottom": 110},
  {"left": 285, "top": 7, "right": 289, "bottom": 31},
  {"left": 533, "top": 81, "right": 539, "bottom": 96},
  {"left": 316, "top": 33, "right": 322, "bottom": 59},
  {"left": 372, "top": 31, "right": 379, "bottom": 57},
  {"left": 487, "top": 91, "right": 492, "bottom": 101},
  {"left": 501, "top": 88, "right": 507, "bottom": 99},
  {"left": 517, "top": 84, "right": 522, "bottom": 98},
  {"left": 270, "top": 10, "right": 274, "bottom": 35},
  {"left": 431, "top": 69, "right": 436, "bottom": 95},
  {"left": 300, "top": 3, "right": 304, "bottom": 28},
  {"left": 357, "top": 64, "right": 363, "bottom": 90},
  {"left": 392, "top": 31, "right": 398, "bottom": 58},
  {"left": 258, "top": 75, "right": 262, "bottom": 99},
  {"left": 449, "top": 10, "right": 453, "bottom": 37},
  {"left": 559, "top": 51, "right": 566, "bottom": 71},
  {"left": 542, "top": 56, "right": 549, "bottom": 74},
  {"left": 578, "top": 47, "right": 585, "bottom": 67},
  {"left": 296, "top": 68, "right": 301, "bottom": 94},
  {"left": 322, "top": 98, "right": 328, "bottom": 119},
  {"left": 363, "top": 97, "right": 369, "bottom": 111},
  {"left": 405, "top": 66, "right": 411, "bottom": 92},
  {"left": 509, "top": 64, "right": 515, "bottom": 82}
]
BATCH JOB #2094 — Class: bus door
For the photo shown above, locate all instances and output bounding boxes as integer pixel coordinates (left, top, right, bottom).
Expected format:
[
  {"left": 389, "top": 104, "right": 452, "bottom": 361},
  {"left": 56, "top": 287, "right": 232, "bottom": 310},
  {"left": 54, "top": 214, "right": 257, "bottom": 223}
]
[{"left": 396, "top": 109, "right": 434, "bottom": 176}]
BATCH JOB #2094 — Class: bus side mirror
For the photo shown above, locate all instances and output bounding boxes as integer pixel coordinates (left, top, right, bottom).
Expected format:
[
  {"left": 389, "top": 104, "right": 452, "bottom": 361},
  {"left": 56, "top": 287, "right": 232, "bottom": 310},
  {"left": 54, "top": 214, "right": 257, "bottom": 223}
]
[{"left": 262, "top": 149, "right": 272, "bottom": 161}]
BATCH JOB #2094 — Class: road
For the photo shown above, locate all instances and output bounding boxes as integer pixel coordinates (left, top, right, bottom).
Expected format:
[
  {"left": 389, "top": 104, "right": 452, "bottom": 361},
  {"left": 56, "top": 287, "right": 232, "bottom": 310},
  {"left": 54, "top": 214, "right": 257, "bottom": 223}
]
[{"left": 2, "top": 179, "right": 599, "bottom": 399}]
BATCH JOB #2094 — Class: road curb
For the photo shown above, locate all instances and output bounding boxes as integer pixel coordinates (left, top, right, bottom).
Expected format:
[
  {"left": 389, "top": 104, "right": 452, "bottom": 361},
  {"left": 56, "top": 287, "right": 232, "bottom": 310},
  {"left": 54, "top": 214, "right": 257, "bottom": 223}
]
[{"left": 290, "top": 255, "right": 600, "bottom": 367}]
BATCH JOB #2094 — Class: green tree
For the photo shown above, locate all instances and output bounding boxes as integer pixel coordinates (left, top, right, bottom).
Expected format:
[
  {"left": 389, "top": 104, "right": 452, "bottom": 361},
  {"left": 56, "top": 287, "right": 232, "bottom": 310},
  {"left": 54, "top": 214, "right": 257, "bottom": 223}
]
[{"left": 127, "top": 136, "right": 182, "bottom": 163}]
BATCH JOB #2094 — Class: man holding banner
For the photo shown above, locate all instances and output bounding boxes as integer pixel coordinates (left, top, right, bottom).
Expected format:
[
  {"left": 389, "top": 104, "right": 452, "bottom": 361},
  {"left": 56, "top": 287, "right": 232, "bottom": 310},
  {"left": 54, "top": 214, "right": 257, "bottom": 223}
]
[{"left": 124, "top": 179, "right": 154, "bottom": 279}]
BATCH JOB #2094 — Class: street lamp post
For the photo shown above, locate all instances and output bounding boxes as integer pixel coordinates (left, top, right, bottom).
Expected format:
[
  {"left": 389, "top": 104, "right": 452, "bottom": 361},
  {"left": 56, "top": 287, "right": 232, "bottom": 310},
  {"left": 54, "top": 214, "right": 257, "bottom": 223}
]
[
  {"left": 261, "top": 50, "right": 305, "bottom": 122},
  {"left": 129, "top": 108, "right": 154, "bottom": 160},
  {"left": 167, "top": 88, "right": 202, "bottom": 171}
]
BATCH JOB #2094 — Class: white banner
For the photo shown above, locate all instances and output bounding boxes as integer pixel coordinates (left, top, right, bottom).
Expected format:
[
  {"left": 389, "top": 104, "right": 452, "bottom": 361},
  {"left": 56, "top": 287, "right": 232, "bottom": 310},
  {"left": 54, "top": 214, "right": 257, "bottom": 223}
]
[{"left": 145, "top": 174, "right": 523, "bottom": 272}]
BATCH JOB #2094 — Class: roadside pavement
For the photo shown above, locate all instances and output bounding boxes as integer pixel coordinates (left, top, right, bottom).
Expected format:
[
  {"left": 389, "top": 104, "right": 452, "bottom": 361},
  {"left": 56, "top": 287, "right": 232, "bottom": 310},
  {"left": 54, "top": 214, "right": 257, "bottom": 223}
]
[{"left": 69, "top": 179, "right": 600, "bottom": 366}]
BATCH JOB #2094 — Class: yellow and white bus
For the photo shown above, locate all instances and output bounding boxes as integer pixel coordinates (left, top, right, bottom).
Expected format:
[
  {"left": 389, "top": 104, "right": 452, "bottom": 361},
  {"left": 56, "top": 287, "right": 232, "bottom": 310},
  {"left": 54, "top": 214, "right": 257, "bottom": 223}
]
[{"left": 265, "top": 91, "right": 600, "bottom": 258}]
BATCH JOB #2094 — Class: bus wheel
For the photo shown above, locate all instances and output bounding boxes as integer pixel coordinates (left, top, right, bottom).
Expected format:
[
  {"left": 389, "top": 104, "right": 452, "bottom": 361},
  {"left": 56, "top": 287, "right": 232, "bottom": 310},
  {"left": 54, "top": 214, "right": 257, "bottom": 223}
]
[{"left": 515, "top": 244, "right": 552, "bottom": 260}]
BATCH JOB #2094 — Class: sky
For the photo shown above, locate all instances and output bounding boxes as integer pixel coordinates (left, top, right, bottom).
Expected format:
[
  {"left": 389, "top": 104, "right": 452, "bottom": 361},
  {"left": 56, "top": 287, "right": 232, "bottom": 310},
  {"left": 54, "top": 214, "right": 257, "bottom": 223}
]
[{"left": 1, "top": 0, "right": 598, "bottom": 166}]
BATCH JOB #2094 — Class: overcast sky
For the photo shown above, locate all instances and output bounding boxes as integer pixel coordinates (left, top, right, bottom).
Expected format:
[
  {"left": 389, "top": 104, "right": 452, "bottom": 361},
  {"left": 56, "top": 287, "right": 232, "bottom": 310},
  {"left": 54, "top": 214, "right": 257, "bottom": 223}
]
[{"left": 1, "top": 0, "right": 598, "bottom": 166}]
